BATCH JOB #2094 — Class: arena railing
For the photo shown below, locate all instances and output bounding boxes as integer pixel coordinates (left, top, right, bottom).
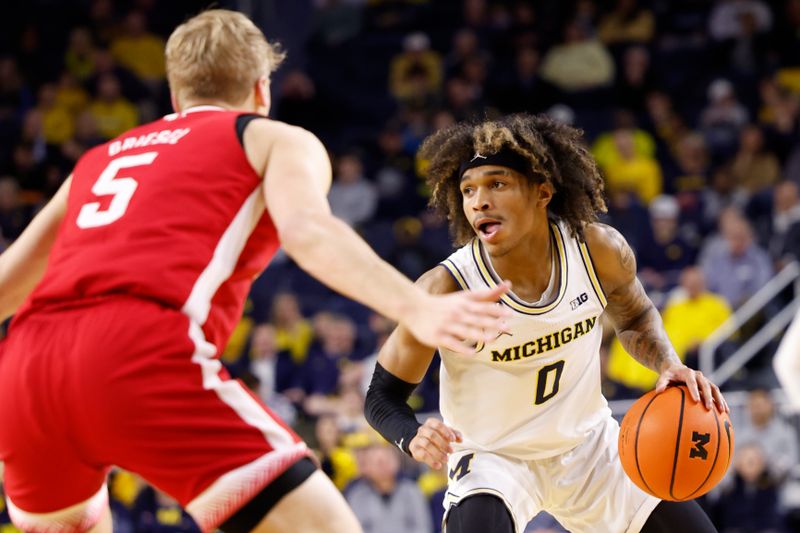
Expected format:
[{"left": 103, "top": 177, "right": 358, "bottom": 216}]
[{"left": 698, "top": 260, "right": 800, "bottom": 387}]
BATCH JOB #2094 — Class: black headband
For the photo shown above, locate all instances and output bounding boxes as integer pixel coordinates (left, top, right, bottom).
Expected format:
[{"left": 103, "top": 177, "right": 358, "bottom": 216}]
[{"left": 458, "top": 148, "right": 533, "bottom": 179}]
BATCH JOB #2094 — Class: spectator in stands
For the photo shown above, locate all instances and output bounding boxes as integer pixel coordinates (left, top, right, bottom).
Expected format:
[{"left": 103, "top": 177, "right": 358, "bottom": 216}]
[
  {"left": 637, "top": 195, "right": 696, "bottom": 292},
  {"left": 131, "top": 487, "right": 199, "bottom": 532},
  {"left": 444, "top": 28, "right": 488, "bottom": 79},
  {"left": 661, "top": 266, "right": 732, "bottom": 368},
  {"left": 668, "top": 133, "right": 711, "bottom": 205},
  {"left": 64, "top": 27, "right": 96, "bottom": 82},
  {"left": 714, "top": 443, "right": 784, "bottom": 533},
  {"left": 389, "top": 32, "right": 442, "bottom": 105},
  {"left": 709, "top": 0, "right": 773, "bottom": 42},
  {"left": 60, "top": 110, "right": 102, "bottom": 164},
  {"left": 489, "top": 46, "right": 551, "bottom": 114},
  {"left": 0, "top": 177, "right": 30, "bottom": 243},
  {"left": 302, "top": 314, "right": 359, "bottom": 415},
  {"left": 613, "top": 46, "right": 656, "bottom": 115},
  {"left": 346, "top": 434, "right": 433, "bottom": 533},
  {"left": 271, "top": 291, "right": 314, "bottom": 365},
  {"left": 701, "top": 78, "right": 749, "bottom": 157},
  {"left": 762, "top": 180, "right": 800, "bottom": 263},
  {"left": 602, "top": 127, "right": 663, "bottom": 204},
  {"left": 644, "top": 91, "right": 690, "bottom": 156},
  {"left": 605, "top": 188, "right": 650, "bottom": 253},
  {"left": 88, "top": 49, "right": 151, "bottom": 107},
  {"left": 248, "top": 322, "right": 298, "bottom": 425},
  {"left": 701, "top": 164, "right": 748, "bottom": 234},
  {"left": 311, "top": 0, "right": 363, "bottom": 47},
  {"left": 328, "top": 150, "right": 378, "bottom": 228},
  {"left": 732, "top": 124, "right": 781, "bottom": 196},
  {"left": 387, "top": 216, "right": 438, "bottom": 280},
  {"left": 54, "top": 72, "right": 89, "bottom": 118},
  {"left": 373, "top": 121, "right": 421, "bottom": 219},
  {"left": 592, "top": 110, "right": 656, "bottom": 174},
  {"left": 701, "top": 214, "right": 773, "bottom": 308},
  {"left": 315, "top": 414, "right": 359, "bottom": 491},
  {"left": 88, "top": 73, "right": 138, "bottom": 139},
  {"left": 597, "top": 0, "right": 655, "bottom": 44},
  {"left": 600, "top": 344, "right": 640, "bottom": 400},
  {"left": 443, "top": 76, "right": 482, "bottom": 121},
  {"left": 736, "top": 388, "right": 799, "bottom": 481},
  {"left": 0, "top": 57, "right": 33, "bottom": 119},
  {"left": 110, "top": 10, "right": 166, "bottom": 87},
  {"left": 540, "top": 20, "right": 615, "bottom": 94},
  {"left": 36, "top": 83, "right": 74, "bottom": 145}
]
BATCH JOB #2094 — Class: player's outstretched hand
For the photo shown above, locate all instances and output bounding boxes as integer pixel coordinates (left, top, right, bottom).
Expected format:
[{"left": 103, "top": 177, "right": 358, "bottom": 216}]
[
  {"left": 409, "top": 418, "right": 462, "bottom": 470},
  {"left": 655, "top": 363, "right": 730, "bottom": 413},
  {"left": 404, "top": 282, "right": 511, "bottom": 354}
]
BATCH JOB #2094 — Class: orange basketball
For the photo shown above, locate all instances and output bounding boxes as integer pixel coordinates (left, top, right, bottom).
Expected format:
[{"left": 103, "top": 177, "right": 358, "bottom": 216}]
[{"left": 618, "top": 384, "right": 734, "bottom": 501}]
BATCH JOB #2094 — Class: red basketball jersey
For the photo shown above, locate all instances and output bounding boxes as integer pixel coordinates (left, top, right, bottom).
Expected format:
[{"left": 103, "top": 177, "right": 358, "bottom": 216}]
[{"left": 19, "top": 106, "right": 279, "bottom": 351}]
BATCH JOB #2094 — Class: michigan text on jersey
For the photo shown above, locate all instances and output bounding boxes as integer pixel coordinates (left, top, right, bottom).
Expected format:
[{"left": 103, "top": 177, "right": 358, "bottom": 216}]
[{"left": 490, "top": 316, "right": 598, "bottom": 362}]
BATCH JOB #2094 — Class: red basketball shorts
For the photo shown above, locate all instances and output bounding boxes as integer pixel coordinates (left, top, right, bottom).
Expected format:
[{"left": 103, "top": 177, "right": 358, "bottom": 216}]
[{"left": 0, "top": 296, "right": 308, "bottom": 532}]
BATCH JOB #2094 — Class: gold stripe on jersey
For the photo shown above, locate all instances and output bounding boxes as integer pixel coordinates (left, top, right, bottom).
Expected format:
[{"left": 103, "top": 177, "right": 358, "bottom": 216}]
[
  {"left": 471, "top": 222, "right": 568, "bottom": 314},
  {"left": 577, "top": 240, "right": 608, "bottom": 308},
  {"left": 440, "top": 259, "right": 470, "bottom": 290}
]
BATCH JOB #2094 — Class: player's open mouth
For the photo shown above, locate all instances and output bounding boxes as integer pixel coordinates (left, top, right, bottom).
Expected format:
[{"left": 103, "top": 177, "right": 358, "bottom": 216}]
[{"left": 475, "top": 218, "right": 502, "bottom": 241}]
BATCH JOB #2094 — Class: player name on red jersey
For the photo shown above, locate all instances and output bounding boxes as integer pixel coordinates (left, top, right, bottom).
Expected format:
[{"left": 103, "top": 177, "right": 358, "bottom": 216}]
[{"left": 108, "top": 128, "right": 192, "bottom": 156}]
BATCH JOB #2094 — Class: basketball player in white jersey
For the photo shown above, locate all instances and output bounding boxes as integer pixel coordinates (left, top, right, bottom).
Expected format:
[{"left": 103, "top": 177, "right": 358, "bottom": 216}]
[
  {"left": 774, "top": 313, "right": 800, "bottom": 410},
  {"left": 365, "top": 114, "right": 729, "bottom": 533}
]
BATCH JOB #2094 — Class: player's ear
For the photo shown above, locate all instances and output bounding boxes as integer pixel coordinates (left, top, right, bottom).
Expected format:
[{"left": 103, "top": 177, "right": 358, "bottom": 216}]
[
  {"left": 537, "top": 181, "right": 554, "bottom": 208},
  {"left": 255, "top": 75, "right": 271, "bottom": 117}
]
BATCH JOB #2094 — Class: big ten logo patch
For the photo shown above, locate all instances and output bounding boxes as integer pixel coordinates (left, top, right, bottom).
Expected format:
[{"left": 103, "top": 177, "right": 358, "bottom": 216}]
[{"left": 570, "top": 292, "right": 588, "bottom": 310}]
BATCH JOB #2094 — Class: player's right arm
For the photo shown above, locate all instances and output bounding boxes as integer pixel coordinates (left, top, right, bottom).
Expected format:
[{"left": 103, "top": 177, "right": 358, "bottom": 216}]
[
  {"left": 0, "top": 177, "right": 70, "bottom": 322},
  {"left": 244, "top": 119, "right": 509, "bottom": 353},
  {"left": 365, "top": 266, "right": 463, "bottom": 470}
]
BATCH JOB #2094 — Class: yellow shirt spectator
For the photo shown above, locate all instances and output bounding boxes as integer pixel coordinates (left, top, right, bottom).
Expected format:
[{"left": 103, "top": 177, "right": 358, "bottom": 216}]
[
  {"left": 607, "top": 267, "right": 730, "bottom": 391},
  {"left": 110, "top": 11, "right": 166, "bottom": 81},
  {"left": 90, "top": 98, "right": 138, "bottom": 140},
  {"left": 600, "top": 129, "right": 662, "bottom": 204},
  {"left": 604, "top": 155, "right": 663, "bottom": 204}
]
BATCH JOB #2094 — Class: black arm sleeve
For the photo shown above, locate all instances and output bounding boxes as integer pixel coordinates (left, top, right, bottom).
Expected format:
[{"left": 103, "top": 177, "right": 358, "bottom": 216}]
[{"left": 364, "top": 362, "right": 422, "bottom": 456}]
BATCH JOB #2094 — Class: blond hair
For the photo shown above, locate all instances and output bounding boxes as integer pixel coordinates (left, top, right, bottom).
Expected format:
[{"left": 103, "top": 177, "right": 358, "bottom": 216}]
[{"left": 166, "top": 9, "right": 285, "bottom": 106}]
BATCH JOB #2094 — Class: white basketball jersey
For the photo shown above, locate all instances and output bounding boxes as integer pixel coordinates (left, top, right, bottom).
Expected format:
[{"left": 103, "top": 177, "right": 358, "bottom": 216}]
[{"left": 438, "top": 219, "right": 612, "bottom": 460}]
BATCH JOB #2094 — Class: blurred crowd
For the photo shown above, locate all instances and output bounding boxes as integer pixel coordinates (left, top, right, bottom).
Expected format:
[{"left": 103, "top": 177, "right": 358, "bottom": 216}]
[{"left": 1, "top": 0, "right": 800, "bottom": 531}]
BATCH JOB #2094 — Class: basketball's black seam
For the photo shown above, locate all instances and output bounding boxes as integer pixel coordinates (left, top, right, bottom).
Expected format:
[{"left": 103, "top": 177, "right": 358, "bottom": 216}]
[
  {"left": 724, "top": 420, "right": 733, "bottom": 470},
  {"left": 669, "top": 388, "right": 686, "bottom": 500},
  {"left": 634, "top": 392, "right": 661, "bottom": 497},
  {"left": 687, "top": 406, "right": 721, "bottom": 499}
]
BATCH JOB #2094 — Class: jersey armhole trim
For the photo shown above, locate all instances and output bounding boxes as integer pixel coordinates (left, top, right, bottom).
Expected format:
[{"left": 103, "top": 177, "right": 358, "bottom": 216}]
[
  {"left": 439, "top": 260, "right": 470, "bottom": 290},
  {"left": 235, "top": 114, "right": 268, "bottom": 147},
  {"left": 578, "top": 240, "right": 608, "bottom": 308}
]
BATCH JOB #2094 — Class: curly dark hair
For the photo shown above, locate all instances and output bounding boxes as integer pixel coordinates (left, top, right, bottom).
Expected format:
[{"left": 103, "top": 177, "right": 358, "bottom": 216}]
[{"left": 419, "top": 113, "right": 607, "bottom": 245}]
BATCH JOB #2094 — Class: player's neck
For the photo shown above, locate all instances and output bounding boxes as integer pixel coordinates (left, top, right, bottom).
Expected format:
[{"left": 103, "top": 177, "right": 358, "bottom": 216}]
[{"left": 487, "top": 224, "right": 552, "bottom": 302}]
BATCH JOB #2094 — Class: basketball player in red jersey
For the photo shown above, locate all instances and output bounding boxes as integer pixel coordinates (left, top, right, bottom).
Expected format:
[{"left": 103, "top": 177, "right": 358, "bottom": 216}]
[{"left": 0, "top": 10, "right": 510, "bottom": 533}]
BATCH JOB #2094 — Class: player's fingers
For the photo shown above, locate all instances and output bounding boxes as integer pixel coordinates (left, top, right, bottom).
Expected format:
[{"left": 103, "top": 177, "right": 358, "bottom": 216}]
[
  {"left": 467, "top": 281, "right": 512, "bottom": 303},
  {"left": 654, "top": 374, "right": 671, "bottom": 394},
  {"left": 440, "top": 334, "right": 474, "bottom": 355},
  {"left": 415, "top": 437, "right": 448, "bottom": 465},
  {"left": 426, "top": 419, "right": 459, "bottom": 443},
  {"left": 696, "top": 372, "right": 713, "bottom": 410},
  {"left": 420, "top": 426, "right": 454, "bottom": 454},
  {"left": 711, "top": 384, "right": 728, "bottom": 413},
  {"left": 457, "top": 303, "right": 507, "bottom": 332},
  {"left": 445, "top": 321, "right": 494, "bottom": 345},
  {"left": 685, "top": 371, "right": 701, "bottom": 403}
]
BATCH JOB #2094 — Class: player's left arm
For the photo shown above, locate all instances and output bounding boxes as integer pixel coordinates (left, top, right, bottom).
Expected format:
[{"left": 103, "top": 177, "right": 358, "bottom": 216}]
[
  {"left": 584, "top": 223, "right": 729, "bottom": 412},
  {"left": 0, "top": 177, "right": 70, "bottom": 322}
]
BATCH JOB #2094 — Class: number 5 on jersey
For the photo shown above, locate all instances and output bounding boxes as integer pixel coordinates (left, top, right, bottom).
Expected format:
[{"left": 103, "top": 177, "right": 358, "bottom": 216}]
[{"left": 76, "top": 152, "right": 159, "bottom": 229}]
